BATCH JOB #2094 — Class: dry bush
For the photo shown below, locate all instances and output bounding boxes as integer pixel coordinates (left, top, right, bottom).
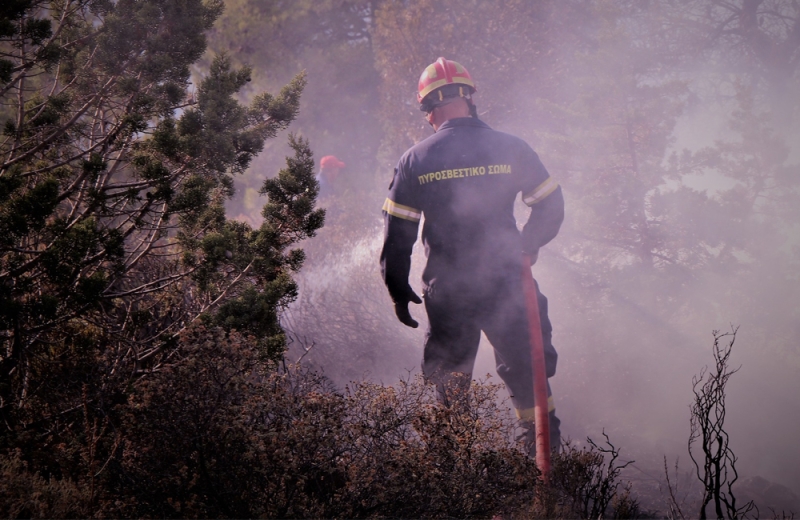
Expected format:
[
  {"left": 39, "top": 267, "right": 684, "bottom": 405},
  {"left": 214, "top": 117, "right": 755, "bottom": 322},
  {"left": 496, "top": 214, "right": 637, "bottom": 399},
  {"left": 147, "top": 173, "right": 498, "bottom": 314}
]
[
  {"left": 0, "top": 450, "right": 90, "bottom": 519},
  {"left": 1, "top": 323, "right": 644, "bottom": 518},
  {"left": 110, "top": 330, "right": 540, "bottom": 518},
  {"left": 338, "top": 376, "right": 540, "bottom": 518},
  {"left": 523, "top": 432, "right": 641, "bottom": 520},
  {"left": 111, "top": 326, "right": 280, "bottom": 518}
]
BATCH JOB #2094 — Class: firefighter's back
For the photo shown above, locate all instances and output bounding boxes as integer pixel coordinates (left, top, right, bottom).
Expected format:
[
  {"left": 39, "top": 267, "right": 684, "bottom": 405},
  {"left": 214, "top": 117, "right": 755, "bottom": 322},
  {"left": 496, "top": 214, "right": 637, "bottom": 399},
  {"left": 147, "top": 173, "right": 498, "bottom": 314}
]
[{"left": 398, "top": 117, "right": 545, "bottom": 288}]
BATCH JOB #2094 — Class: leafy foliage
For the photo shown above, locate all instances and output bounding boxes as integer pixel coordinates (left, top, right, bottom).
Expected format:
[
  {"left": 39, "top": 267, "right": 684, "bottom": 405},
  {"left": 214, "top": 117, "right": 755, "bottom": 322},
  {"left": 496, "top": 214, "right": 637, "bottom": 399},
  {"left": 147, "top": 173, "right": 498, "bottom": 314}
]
[{"left": 0, "top": 0, "right": 322, "bottom": 492}]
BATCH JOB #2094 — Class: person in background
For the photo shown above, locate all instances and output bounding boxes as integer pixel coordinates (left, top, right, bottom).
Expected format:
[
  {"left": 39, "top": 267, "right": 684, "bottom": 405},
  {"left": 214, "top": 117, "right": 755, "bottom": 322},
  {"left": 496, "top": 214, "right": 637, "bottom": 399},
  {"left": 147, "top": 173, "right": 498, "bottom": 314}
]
[
  {"left": 379, "top": 57, "right": 565, "bottom": 456},
  {"left": 317, "top": 155, "right": 345, "bottom": 198}
]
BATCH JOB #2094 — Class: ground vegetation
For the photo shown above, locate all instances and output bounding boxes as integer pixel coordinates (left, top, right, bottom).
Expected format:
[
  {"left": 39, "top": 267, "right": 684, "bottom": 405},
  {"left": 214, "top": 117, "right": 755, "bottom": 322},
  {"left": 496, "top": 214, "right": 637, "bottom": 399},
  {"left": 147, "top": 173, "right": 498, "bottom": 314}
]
[{"left": 1, "top": 332, "right": 641, "bottom": 518}]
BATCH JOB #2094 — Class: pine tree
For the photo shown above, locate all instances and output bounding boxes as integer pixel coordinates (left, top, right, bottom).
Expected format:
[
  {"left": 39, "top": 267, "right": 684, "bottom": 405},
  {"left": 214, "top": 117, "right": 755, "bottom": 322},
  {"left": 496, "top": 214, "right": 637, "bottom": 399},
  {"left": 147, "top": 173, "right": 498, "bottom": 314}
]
[{"left": 0, "top": 0, "right": 323, "bottom": 434}]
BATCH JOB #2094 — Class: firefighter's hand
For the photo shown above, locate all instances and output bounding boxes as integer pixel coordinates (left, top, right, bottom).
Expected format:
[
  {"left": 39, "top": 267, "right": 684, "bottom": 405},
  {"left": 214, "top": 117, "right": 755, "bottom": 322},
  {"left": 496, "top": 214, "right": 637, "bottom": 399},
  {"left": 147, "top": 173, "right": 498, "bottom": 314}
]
[{"left": 394, "top": 292, "right": 422, "bottom": 328}]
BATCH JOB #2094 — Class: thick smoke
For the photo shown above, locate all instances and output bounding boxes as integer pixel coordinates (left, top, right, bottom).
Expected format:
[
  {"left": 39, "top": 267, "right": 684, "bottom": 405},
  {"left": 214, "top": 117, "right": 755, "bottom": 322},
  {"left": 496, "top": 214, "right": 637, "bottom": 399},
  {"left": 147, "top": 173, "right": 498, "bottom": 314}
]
[{"left": 216, "top": 0, "right": 800, "bottom": 505}]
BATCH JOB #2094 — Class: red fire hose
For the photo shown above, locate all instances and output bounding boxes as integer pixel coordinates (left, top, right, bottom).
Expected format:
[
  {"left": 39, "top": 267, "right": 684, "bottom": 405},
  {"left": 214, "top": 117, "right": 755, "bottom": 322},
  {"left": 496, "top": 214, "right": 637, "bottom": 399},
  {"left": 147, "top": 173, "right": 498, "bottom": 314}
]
[{"left": 521, "top": 255, "right": 551, "bottom": 479}]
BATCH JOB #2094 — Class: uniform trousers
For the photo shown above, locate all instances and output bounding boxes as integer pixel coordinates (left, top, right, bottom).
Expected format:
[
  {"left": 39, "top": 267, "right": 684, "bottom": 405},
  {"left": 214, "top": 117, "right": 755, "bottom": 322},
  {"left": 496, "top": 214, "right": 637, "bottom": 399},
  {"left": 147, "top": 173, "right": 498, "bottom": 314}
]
[{"left": 421, "top": 271, "right": 561, "bottom": 448}]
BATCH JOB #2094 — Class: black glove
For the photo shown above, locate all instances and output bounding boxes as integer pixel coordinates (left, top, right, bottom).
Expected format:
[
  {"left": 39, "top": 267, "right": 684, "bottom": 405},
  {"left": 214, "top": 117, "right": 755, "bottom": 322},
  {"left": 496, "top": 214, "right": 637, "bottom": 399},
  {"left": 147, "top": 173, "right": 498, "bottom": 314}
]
[{"left": 394, "top": 290, "right": 423, "bottom": 328}]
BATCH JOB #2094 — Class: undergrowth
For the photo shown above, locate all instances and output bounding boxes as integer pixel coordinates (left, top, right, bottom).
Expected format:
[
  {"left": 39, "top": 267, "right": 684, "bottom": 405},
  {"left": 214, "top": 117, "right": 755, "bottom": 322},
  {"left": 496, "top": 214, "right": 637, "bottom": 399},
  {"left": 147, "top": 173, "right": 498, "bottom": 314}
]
[{"left": 1, "top": 325, "right": 638, "bottom": 518}]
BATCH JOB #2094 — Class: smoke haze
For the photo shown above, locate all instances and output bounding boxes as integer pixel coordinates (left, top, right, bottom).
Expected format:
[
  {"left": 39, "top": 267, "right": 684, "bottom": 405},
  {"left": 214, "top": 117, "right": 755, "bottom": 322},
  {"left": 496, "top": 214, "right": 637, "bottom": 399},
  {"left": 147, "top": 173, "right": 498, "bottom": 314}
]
[{"left": 211, "top": 0, "right": 800, "bottom": 505}]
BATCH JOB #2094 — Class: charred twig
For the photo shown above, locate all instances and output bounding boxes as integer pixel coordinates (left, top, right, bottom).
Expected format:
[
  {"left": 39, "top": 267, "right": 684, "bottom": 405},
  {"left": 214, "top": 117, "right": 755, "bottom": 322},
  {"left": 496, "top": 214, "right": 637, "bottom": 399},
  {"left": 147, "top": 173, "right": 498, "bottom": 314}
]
[{"left": 688, "top": 326, "right": 756, "bottom": 520}]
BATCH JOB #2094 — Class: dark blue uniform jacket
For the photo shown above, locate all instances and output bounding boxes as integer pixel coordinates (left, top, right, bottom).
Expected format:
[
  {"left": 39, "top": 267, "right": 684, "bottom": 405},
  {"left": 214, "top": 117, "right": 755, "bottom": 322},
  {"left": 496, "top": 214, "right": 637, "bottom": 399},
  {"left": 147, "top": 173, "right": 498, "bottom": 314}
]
[{"left": 381, "top": 117, "right": 564, "bottom": 303}]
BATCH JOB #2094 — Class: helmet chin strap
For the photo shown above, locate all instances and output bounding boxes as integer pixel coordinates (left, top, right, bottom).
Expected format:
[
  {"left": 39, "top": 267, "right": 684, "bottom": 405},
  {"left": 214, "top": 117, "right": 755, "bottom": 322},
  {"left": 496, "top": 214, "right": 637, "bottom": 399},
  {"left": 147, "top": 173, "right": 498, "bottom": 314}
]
[{"left": 467, "top": 99, "right": 479, "bottom": 120}]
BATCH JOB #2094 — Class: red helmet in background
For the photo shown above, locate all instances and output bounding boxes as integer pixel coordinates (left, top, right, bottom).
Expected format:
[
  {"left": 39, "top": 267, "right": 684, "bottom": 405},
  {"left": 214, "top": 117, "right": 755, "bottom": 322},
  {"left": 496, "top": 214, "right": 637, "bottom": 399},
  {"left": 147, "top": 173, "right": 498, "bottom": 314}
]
[
  {"left": 417, "top": 57, "right": 477, "bottom": 108},
  {"left": 319, "top": 155, "right": 345, "bottom": 184},
  {"left": 320, "top": 155, "right": 345, "bottom": 170}
]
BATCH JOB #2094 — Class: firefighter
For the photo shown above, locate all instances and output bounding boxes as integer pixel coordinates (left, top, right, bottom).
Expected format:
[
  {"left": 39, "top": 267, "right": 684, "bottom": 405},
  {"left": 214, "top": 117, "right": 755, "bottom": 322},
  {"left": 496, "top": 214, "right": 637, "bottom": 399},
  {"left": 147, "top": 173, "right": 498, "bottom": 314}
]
[
  {"left": 380, "top": 57, "right": 565, "bottom": 455},
  {"left": 317, "top": 155, "right": 345, "bottom": 197}
]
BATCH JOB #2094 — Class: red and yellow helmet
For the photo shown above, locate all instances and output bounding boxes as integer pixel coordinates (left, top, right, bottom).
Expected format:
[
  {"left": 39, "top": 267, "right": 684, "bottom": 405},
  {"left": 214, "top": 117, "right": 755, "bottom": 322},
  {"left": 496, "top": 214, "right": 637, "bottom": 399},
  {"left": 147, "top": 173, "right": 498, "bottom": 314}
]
[{"left": 417, "top": 57, "right": 477, "bottom": 105}]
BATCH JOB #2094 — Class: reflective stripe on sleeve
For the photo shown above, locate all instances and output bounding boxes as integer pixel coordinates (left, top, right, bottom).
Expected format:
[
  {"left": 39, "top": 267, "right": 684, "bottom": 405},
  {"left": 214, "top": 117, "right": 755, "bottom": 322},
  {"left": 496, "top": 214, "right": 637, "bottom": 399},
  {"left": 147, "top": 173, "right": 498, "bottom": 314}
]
[
  {"left": 522, "top": 177, "right": 559, "bottom": 206},
  {"left": 514, "top": 396, "right": 556, "bottom": 421},
  {"left": 383, "top": 198, "right": 421, "bottom": 222}
]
